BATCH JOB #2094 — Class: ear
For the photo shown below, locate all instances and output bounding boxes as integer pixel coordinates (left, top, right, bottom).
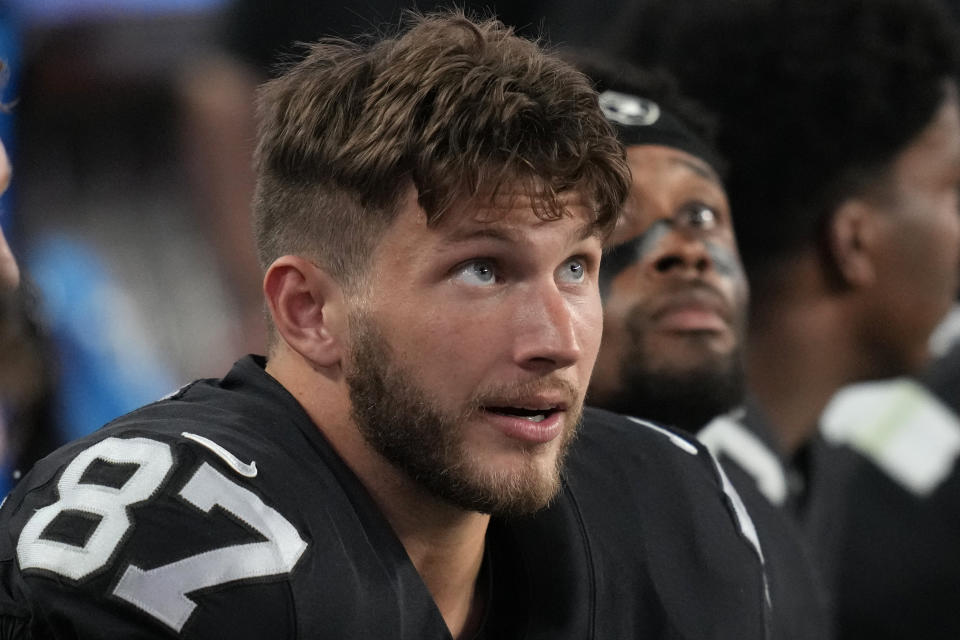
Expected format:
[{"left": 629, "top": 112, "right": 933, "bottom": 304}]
[
  {"left": 827, "top": 199, "right": 879, "bottom": 288},
  {"left": 263, "top": 256, "right": 347, "bottom": 368}
]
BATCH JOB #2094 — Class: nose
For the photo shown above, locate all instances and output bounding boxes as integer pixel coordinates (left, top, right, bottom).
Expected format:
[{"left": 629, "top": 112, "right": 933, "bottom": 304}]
[
  {"left": 512, "top": 281, "right": 583, "bottom": 372},
  {"left": 648, "top": 229, "right": 712, "bottom": 278}
]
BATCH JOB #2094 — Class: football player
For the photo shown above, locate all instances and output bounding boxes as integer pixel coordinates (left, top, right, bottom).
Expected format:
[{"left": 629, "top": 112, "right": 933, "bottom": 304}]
[
  {"left": 0, "top": 12, "right": 768, "bottom": 639},
  {"left": 579, "top": 54, "right": 830, "bottom": 639}
]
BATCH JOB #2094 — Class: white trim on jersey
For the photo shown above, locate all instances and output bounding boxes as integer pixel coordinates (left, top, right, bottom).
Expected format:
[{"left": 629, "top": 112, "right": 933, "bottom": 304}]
[
  {"left": 698, "top": 415, "right": 789, "bottom": 506},
  {"left": 821, "top": 378, "right": 960, "bottom": 497},
  {"left": 707, "top": 437, "right": 773, "bottom": 621},
  {"left": 625, "top": 414, "right": 770, "bottom": 610},
  {"left": 626, "top": 416, "right": 699, "bottom": 455},
  {"left": 929, "top": 303, "right": 960, "bottom": 358}
]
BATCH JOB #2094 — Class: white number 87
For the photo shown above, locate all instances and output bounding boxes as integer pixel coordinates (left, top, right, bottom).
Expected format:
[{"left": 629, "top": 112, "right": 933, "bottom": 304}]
[{"left": 16, "top": 437, "right": 307, "bottom": 633}]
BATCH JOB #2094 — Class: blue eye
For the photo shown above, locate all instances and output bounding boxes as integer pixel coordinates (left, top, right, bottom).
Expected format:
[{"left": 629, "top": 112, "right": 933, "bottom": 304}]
[
  {"left": 558, "top": 258, "right": 586, "bottom": 283},
  {"left": 454, "top": 260, "right": 497, "bottom": 286}
]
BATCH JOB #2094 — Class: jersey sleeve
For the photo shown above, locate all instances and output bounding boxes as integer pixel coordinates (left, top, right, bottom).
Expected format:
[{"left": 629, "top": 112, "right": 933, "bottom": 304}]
[{"left": 0, "top": 432, "right": 308, "bottom": 639}]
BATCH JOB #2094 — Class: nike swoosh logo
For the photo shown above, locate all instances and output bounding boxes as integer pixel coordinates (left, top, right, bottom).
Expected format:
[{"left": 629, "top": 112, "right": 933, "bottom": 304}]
[{"left": 181, "top": 432, "right": 258, "bottom": 478}]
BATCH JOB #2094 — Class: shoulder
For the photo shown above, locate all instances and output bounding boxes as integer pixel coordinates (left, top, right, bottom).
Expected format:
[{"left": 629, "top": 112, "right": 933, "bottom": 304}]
[
  {"left": 0, "top": 357, "right": 346, "bottom": 639},
  {"left": 573, "top": 406, "right": 749, "bottom": 523},
  {"left": 560, "top": 407, "right": 770, "bottom": 638},
  {"left": 0, "top": 412, "right": 312, "bottom": 638},
  {"left": 575, "top": 406, "right": 710, "bottom": 471},
  {"left": 821, "top": 378, "right": 960, "bottom": 496},
  {"left": 0, "top": 368, "right": 448, "bottom": 638}
]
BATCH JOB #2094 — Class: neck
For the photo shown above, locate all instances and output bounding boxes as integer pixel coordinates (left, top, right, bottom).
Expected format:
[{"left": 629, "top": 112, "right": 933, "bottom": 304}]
[
  {"left": 746, "top": 262, "right": 865, "bottom": 455},
  {"left": 266, "top": 351, "right": 489, "bottom": 639},
  {"left": 386, "top": 494, "right": 490, "bottom": 639}
]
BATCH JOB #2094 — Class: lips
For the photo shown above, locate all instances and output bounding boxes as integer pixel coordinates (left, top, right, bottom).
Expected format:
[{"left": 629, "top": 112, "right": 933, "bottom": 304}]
[
  {"left": 656, "top": 306, "right": 729, "bottom": 332},
  {"left": 480, "top": 394, "right": 572, "bottom": 444}
]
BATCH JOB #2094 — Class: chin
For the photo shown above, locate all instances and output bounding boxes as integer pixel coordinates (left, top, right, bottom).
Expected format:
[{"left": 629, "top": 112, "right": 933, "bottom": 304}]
[{"left": 451, "top": 445, "right": 566, "bottom": 516}]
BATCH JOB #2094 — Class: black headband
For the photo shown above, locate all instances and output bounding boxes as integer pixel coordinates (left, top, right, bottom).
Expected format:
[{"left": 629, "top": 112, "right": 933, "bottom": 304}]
[{"left": 599, "top": 90, "right": 721, "bottom": 172}]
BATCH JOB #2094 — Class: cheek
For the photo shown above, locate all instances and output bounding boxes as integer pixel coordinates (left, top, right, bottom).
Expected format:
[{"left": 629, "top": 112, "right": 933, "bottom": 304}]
[
  {"left": 729, "top": 273, "right": 750, "bottom": 325},
  {"left": 908, "top": 205, "right": 960, "bottom": 284},
  {"left": 877, "top": 206, "right": 960, "bottom": 351},
  {"left": 576, "top": 292, "right": 605, "bottom": 362},
  {"left": 391, "top": 301, "right": 507, "bottom": 386},
  {"left": 936, "top": 204, "right": 960, "bottom": 264},
  {"left": 373, "top": 301, "right": 462, "bottom": 369}
]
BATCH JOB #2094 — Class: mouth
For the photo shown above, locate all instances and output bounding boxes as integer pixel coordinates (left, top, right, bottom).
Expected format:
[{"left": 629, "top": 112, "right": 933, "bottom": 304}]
[
  {"left": 479, "top": 396, "right": 572, "bottom": 444},
  {"left": 650, "top": 288, "right": 733, "bottom": 333},
  {"left": 655, "top": 306, "right": 729, "bottom": 332},
  {"left": 485, "top": 406, "right": 561, "bottom": 423}
]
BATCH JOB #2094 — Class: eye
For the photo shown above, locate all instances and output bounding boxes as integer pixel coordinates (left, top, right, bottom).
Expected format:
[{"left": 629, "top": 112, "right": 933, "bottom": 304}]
[
  {"left": 453, "top": 259, "right": 498, "bottom": 286},
  {"left": 678, "top": 204, "right": 719, "bottom": 230},
  {"left": 557, "top": 257, "right": 587, "bottom": 284}
]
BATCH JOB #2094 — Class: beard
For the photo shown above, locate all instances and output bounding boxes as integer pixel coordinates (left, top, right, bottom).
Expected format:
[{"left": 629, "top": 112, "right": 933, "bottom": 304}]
[
  {"left": 345, "top": 311, "right": 580, "bottom": 517},
  {"left": 595, "top": 337, "right": 746, "bottom": 435}
]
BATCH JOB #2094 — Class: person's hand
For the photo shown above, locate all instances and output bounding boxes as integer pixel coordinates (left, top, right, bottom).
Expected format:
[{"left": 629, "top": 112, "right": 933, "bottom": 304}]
[{"left": 0, "top": 140, "right": 18, "bottom": 290}]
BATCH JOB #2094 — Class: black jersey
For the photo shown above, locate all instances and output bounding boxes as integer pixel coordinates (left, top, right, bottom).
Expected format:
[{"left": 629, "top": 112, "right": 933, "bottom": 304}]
[
  {"left": 0, "top": 356, "right": 768, "bottom": 639},
  {"left": 697, "top": 403, "right": 832, "bottom": 640},
  {"left": 809, "top": 374, "right": 960, "bottom": 640}
]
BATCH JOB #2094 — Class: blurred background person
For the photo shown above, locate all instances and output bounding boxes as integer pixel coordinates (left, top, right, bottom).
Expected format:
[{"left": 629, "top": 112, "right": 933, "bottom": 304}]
[
  {"left": 617, "top": 0, "right": 960, "bottom": 637},
  {"left": 0, "top": 138, "right": 15, "bottom": 290},
  {"left": 4, "top": 0, "right": 199, "bottom": 464},
  {"left": 0, "top": 106, "right": 60, "bottom": 496},
  {"left": 0, "top": 272, "right": 58, "bottom": 496}
]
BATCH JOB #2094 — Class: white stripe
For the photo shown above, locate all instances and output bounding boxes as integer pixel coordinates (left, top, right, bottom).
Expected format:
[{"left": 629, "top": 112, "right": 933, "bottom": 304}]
[
  {"left": 626, "top": 416, "right": 699, "bottom": 455},
  {"left": 710, "top": 452, "right": 771, "bottom": 613},
  {"left": 711, "top": 453, "right": 764, "bottom": 562}
]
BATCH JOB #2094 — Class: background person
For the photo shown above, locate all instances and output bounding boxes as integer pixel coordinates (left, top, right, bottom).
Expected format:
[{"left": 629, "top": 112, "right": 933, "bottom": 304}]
[
  {"left": 626, "top": 0, "right": 960, "bottom": 636},
  {"left": 0, "top": 134, "right": 60, "bottom": 497},
  {"left": 576, "top": 51, "right": 830, "bottom": 640}
]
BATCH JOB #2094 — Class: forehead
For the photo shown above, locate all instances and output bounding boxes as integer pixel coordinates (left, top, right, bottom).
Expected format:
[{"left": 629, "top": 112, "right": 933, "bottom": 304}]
[
  {"left": 626, "top": 144, "right": 720, "bottom": 183},
  {"left": 369, "top": 187, "right": 601, "bottom": 269},
  {"left": 436, "top": 188, "right": 600, "bottom": 239}
]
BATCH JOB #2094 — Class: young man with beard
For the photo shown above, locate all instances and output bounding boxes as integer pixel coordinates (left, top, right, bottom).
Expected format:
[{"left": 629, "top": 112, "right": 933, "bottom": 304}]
[
  {"left": 582, "top": 57, "right": 830, "bottom": 639},
  {"left": 627, "top": 0, "right": 960, "bottom": 637},
  {"left": 0, "top": 12, "right": 769, "bottom": 639}
]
